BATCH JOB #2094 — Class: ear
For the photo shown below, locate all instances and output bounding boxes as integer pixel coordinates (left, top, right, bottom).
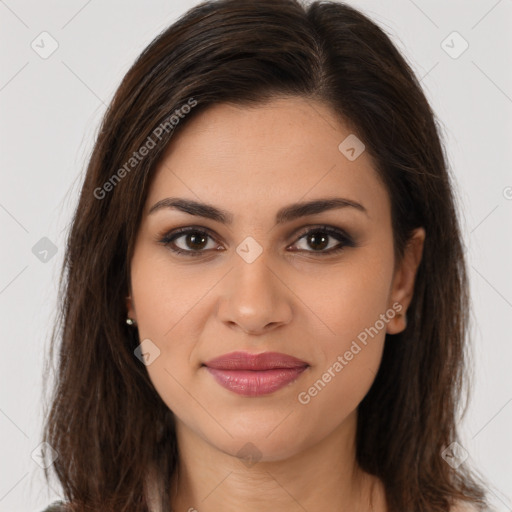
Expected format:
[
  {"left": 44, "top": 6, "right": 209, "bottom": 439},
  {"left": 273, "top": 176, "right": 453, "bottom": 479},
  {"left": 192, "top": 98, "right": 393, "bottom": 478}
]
[
  {"left": 126, "top": 294, "right": 137, "bottom": 322},
  {"left": 386, "top": 227, "right": 425, "bottom": 334}
]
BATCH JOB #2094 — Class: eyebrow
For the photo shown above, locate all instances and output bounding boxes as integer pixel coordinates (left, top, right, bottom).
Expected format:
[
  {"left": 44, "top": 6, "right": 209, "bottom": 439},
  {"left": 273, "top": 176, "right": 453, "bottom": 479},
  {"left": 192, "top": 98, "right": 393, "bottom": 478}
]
[{"left": 148, "top": 197, "right": 368, "bottom": 224}]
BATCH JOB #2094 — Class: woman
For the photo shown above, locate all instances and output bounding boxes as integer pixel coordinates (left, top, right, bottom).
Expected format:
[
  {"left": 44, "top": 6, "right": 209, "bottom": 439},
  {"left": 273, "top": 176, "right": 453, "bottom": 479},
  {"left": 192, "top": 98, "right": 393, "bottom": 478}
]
[{"left": 41, "top": 0, "right": 491, "bottom": 510}]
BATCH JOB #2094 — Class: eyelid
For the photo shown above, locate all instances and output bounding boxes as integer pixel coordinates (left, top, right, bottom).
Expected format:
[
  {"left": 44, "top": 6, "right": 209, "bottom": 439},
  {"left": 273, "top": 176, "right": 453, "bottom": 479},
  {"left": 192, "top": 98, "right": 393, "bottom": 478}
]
[
  {"left": 156, "top": 224, "right": 355, "bottom": 256},
  {"left": 290, "top": 224, "right": 354, "bottom": 245}
]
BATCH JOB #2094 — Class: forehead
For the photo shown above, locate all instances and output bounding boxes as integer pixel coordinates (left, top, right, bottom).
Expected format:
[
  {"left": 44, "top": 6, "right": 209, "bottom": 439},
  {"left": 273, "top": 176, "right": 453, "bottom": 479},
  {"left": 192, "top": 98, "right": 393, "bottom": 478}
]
[{"left": 145, "top": 97, "right": 389, "bottom": 222}]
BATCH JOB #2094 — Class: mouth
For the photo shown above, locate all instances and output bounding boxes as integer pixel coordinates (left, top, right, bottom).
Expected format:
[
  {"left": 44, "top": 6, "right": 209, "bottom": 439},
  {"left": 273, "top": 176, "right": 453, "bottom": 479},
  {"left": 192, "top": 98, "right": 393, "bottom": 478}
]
[{"left": 202, "top": 351, "right": 310, "bottom": 397}]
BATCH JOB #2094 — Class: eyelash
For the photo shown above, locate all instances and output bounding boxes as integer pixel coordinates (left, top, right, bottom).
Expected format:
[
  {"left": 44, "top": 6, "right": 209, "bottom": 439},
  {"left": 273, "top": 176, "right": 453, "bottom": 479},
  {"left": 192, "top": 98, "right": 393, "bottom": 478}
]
[{"left": 157, "top": 225, "right": 355, "bottom": 257}]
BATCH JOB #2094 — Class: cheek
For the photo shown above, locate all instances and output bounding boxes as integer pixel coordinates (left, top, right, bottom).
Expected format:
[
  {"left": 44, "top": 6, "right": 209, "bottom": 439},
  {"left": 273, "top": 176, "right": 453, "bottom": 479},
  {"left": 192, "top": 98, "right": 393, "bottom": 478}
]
[
  {"left": 300, "top": 245, "right": 395, "bottom": 355},
  {"left": 130, "top": 244, "right": 211, "bottom": 339},
  {"left": 293, "top": 243, "right": 394, "bottom": 411},
  {"left": 129, "top": 246, "right": 217, "bottom": 412},
  {"left": 293, "top": 294, "right": 391, "bottom": 441}
]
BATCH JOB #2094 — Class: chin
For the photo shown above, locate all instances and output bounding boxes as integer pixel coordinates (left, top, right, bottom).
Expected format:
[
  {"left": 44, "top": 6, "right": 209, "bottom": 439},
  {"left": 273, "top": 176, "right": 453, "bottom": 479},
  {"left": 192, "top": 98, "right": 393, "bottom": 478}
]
[
  {"left": 215, "top": 432, "right": 309, "bottom": 464},
  {"left": 192, "top": 410, "right": 318, "bottom": 464}
]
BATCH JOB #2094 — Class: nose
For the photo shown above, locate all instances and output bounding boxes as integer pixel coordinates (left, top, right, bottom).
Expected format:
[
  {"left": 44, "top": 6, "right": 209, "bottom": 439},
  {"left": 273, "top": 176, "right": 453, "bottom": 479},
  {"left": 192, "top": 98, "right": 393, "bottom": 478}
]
[{"left": 216, "top": 249, "right": 293, "bottom": 335}]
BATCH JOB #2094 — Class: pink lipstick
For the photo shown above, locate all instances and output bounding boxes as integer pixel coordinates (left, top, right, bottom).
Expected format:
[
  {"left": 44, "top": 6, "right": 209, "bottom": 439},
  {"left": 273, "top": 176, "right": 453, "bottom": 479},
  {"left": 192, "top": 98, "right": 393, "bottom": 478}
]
[{"left": 203, "top": 351, "right": 309, "bottom": 397}]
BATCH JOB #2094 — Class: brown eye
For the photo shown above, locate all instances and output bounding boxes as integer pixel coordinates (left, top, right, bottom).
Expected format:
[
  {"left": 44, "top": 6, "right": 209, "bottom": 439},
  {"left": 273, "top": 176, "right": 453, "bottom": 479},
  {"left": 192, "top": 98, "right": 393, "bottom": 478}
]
[
  {"left": 159, "top": 228, "right": 220, "bottom": 256},
  {"left": 304, "top": 232, "right": 329, "bottom": 251},
  {"left": 158, "top": 225, "right": 355, "bottom": 258},
  {"left": 179, "top": 231, "right": 209, "bottom": 251},
  {"left": 290, "top": 226, "right": 355, "bottom": 255}
]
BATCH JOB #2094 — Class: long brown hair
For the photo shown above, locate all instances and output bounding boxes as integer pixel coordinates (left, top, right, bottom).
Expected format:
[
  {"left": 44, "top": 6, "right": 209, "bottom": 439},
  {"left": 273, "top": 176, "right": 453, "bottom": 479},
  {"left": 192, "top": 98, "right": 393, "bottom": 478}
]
[{"left": 41, "top": 1, "right": 491, "bottom": 510}]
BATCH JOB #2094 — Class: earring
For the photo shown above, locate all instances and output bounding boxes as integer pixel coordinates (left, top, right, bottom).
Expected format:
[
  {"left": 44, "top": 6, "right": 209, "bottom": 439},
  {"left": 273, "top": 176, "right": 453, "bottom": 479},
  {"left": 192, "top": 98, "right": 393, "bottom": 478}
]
[{"left": 126, "top": 317, "right": 135, "bottom": 326}]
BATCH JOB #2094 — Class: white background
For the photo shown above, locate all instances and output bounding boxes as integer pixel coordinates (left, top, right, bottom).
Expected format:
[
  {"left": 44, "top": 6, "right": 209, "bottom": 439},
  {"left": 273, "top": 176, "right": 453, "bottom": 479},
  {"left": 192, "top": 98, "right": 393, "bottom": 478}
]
[{"left": 0, "top": 1, "right": 511, "bottom": 510}]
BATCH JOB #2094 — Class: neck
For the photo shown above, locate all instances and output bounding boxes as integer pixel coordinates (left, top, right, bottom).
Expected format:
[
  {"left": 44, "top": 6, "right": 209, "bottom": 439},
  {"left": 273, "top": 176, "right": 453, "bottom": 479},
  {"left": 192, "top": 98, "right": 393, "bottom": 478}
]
[{"left": 169, "top": 409, "right": 385, "bottom": 512}]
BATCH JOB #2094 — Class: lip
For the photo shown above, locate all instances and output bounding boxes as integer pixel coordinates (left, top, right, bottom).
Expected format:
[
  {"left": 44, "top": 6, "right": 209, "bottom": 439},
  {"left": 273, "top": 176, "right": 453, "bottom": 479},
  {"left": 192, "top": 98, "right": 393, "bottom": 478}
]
[
  {"left": 203, "top": 351, "right": 309, "bottom": 397},
  {"left": 204, "top": 351, "right": 309, "bottom": 370}
]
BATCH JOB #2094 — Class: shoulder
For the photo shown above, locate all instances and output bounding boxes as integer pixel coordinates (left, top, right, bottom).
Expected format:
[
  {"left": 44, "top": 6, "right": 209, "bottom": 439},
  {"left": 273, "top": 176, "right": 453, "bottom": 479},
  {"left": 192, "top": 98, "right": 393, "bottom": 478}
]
[{"left": 40, "top": 501, "right": 69, "bottom": 512}]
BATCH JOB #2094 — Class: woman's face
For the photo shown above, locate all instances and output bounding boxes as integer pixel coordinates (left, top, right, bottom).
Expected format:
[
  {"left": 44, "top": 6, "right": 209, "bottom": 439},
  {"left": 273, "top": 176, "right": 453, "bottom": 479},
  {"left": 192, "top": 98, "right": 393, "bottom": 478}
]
[{"left": 127, "top": 96, "right": 424, "bottom": 461}]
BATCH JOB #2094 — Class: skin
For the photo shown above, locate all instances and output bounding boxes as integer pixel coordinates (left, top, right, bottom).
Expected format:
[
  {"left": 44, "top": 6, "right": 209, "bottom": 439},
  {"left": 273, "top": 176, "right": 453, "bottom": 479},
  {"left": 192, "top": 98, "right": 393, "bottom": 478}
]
[{"left": 127, "top": 96, "right": 425, "bottom": 512}]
